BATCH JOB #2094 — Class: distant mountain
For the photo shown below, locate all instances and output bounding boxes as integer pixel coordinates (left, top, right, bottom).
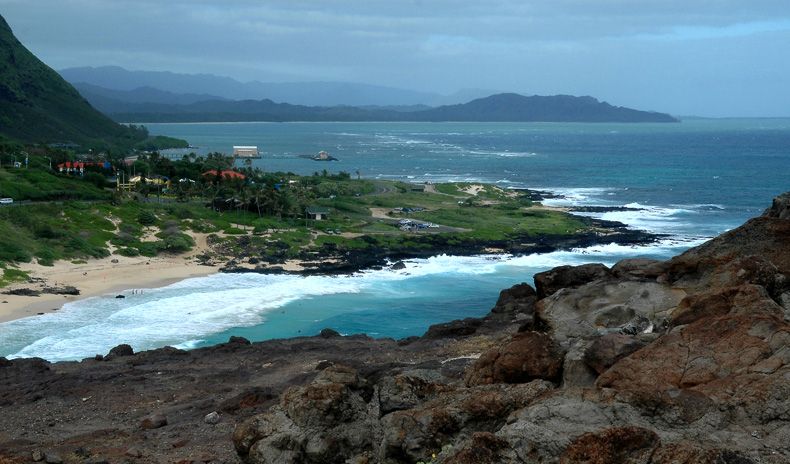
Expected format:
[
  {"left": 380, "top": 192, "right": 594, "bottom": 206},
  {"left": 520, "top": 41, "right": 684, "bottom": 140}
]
[
  {"left": 0, "top": 16, "right": 131, "bottom": 144},
  {"left": 410, "top": 93, "right": 678, "bottom": 123},
  {"left": 103, "top": 93, "right": 677, "bottom": 124},
  {"left": 73, "top": 82, "right": 229, "bottom": 107},
  {"left": 59, "top": 66, "right": 447, "bottom": 107}
]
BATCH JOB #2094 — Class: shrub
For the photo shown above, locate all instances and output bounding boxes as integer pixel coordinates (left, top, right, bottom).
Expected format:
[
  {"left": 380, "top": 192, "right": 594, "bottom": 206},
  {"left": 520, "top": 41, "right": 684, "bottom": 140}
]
[
  {"left": 0, "top": 242, "right": 32, "bottom": 263},
  {"left": 117, "top": 247, "right": 140, "bottom": 257},
  {"left": 36, "top": 249, "right": 58, "bottom": 266},
  {"left": 163, "top": 235, "right": 192, "bottom": 252},
  {"left": 137, "top": 242, "right": 160, "bottom": 257},
  {"left": 111, "top": 232, "right": 138, "bottom": 247},
  {"left": 138, "top": 211, "right": 157, "bottom": 227}
]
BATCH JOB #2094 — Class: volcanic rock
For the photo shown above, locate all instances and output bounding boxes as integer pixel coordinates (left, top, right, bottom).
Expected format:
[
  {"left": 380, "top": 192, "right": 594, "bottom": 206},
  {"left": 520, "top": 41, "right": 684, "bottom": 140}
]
[
  {"left": 583, "top": 333, "right": 649, "bottom": 375},
  {"left": 465, "top": 332, "right": 564, "bottom": 385},
  {"left": 534, "top": 263, "right": 614, "bottom": 299},
  {"left": 141, "top": 413, "right": 167, "bottom": 430}
]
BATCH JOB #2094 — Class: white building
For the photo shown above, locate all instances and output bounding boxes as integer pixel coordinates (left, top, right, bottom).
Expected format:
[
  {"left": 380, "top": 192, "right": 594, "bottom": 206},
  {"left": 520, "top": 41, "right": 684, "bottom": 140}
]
[{"left": 233, "top": 146, "right": 260, "bottom": 158}]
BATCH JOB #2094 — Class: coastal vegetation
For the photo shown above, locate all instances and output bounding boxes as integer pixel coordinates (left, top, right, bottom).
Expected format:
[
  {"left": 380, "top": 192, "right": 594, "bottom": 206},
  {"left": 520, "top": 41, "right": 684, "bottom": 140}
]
[{"left": 0, "top": 147, "right": 618, "bottom": 286}]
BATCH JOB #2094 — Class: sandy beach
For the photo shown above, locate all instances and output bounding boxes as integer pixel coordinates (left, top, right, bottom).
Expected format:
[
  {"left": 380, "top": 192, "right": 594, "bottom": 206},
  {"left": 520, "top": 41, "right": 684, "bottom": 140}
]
[
  {"left": 0, "top": 253, "right": 220, "bottom": 323},
  {"left": 0, "top": 228, "right": 321, "bottom": 324}
]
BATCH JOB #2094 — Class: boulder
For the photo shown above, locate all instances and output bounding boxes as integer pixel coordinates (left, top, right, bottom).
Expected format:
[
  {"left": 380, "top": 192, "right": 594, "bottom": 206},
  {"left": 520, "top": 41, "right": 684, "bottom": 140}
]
[
  {"left": 106, "top": 344, "right": 134, "bottom": 358},
  {"left": 532, "top": 280, "right": 684, "bottom": 344},
  {"left": 465, "top": 332, "right": 564, "bottom": 386},
  {"left": 233, "top": 365, "right": 380, "bottom": 464},
  {"left": 320, "top": 328, "right": 341, "bottom": 338},
  {"left": 597, "top": 313, "right": 790, "bottom": 429},
  {"left": 489, "top": 282, "right": 537, "bottom": 317},
  {"left": 557, "top": 426, "right": 660, "bottom": 464},
  {"left": 668, "top": 217, "right": 790, "bottom": 291},
  {"left": 422, "top": 318, "right": 482, "bottom": 340},
  {"left": 584, "top": 333, "right": 649, "bottom": 375},
  {"left": 611, "top": 258, "right": 669, "bottom": 280},
  {"left": 377, "top": 375, "right": 449, "bottom": 415},
  {"left": 534, "top": 263, "right": 613, "bottom": 299},
  {"left": 763, "top": 190, "right": 790, "bottom": 220},
  {"left": 379, "top": 381, "right": 552, "bottom": 463},
  {"left": 670, "top": 283, "right": 786, "bottom": 327},
  {"left": 141, "top": 413, "right": 167, "bottom": 430},
  {"left": 441, "top": 432, "right": 515, "bottom": 464}
]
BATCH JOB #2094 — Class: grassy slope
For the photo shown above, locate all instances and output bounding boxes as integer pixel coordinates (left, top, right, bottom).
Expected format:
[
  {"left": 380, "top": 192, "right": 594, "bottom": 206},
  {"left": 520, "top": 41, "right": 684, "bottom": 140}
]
[{"left": 0, "top": 180, "right": 597, "bottom": 284}]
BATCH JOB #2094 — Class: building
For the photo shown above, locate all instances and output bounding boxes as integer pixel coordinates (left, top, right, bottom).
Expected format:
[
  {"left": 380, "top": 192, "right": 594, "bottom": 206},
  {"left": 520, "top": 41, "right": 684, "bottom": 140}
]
[
  {"left": 202, "top": 170, "right": 246, "bottom": 180},
  {"left": 57, "top": 161, "right": 112, "bottom": 175},
  {"left": 305, "top": 206, "right": 330, "bottom": 221},
  {"left": 233, "top": 146, "right": 260, "bottom": 158},
  {"left": 317, "top": 151, "right": 329, "bottom": 160},
  {"left": 410, "top": 184, "right": 426, "bottom": 192}
]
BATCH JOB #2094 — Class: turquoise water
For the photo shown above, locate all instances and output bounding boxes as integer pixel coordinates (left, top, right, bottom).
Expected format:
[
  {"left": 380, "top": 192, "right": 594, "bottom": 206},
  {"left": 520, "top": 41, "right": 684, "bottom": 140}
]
[{"left": 1, "top": 119, "right": 788, "bottom": 361}]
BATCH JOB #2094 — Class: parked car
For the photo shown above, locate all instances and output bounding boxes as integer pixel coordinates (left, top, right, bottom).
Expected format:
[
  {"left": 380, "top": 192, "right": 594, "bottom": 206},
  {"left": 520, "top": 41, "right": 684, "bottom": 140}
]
[
  {"left": 428, "top": 223, "right": 439, "bottom": 228},
  {"left": 335, "top": 229, "right": 342, "bottom": 234},
  {"left": 325, "top": 228, "right": 333, "bottom": 234}
]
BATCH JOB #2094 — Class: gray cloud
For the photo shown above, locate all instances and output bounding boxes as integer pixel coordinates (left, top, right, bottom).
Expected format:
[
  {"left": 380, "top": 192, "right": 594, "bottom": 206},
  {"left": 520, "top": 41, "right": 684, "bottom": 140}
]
[{"left": 2, "top": 0, "right": 789, "bottom": 116}]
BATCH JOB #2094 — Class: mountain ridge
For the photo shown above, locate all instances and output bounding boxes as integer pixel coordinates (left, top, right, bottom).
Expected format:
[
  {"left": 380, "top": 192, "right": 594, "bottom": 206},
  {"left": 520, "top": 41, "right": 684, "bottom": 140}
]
[
  {"left": 0, "top": 16, "right": 131, "bottom": 145},
  {"left": 59, "top": 65, "right": 467, "bottom": 107},
  {"left": 101, "top": 92, "right": 678, "bottom": 124}
]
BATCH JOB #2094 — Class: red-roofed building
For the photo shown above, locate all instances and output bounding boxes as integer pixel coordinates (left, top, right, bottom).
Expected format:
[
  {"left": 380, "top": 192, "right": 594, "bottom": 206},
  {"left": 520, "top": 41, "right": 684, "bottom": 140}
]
[
  {"left": 57, "top": 162, "right": 112, "bottom": 175},
  {"left": 202, "top": 170, "right": 246, "bottom": 180}
]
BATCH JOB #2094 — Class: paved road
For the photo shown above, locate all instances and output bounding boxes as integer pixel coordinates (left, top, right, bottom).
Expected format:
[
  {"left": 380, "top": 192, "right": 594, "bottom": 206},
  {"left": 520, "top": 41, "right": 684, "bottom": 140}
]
[{"left": 369, "top": 182, "right": 394, "bottom": 196}]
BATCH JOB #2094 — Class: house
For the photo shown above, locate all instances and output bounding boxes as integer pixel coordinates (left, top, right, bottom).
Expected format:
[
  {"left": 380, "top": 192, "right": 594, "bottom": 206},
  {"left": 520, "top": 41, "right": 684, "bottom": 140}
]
[
  {"left": 410, "top": 184, "right": 426, "bottom": 192},
  {"left": 318, "top": 151, "right": 329, "bottom": 160},
  {"left": 305, "top": 206, "right": 330, "bottom": 221},
  {"left": 57, "top": 161, "right": 112, "bottom": 175},
  {"left": 202, "top": 170, "right": 246, "bottom": 180}
]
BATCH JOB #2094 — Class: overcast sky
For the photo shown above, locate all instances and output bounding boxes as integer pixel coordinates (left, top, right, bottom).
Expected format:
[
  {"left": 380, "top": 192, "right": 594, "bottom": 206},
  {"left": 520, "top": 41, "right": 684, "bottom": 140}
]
[{"left": 3, "top": 1, "right": 790, "bottom": 117}]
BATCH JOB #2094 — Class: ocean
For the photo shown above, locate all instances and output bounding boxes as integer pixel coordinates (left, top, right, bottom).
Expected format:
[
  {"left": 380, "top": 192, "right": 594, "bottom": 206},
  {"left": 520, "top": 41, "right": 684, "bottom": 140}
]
[{"left": 2, "top": 119, "right": 788, "bottom": 362}]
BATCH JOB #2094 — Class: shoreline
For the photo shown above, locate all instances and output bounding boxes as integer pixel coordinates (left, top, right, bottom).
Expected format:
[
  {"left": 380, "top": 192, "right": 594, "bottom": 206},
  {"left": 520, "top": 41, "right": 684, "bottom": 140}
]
[
  {"left": 1, "top": 215, "right": 661, "bottom": 325},
  {"left": 0, "top": 254, "right": 219, "bottom": 324}
]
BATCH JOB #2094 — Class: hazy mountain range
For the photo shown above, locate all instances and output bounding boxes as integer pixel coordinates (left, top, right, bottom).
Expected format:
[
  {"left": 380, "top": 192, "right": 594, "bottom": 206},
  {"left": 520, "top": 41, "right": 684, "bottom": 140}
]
[
  {"left": 58, "top": 66, "right": 677, "bottom": 124},
  {"left": 59, "top": 66, "right": 493, "bottom": 108},
  {"left": 0, "top": 11, "right": 676, "bottom": 151}
]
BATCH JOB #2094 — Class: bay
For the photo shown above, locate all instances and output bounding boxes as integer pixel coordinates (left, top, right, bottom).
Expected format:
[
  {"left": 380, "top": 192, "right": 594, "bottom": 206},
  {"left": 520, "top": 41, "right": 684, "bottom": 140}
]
[{"left": 2, "top": 119, "right": 788, "bottom": 361}]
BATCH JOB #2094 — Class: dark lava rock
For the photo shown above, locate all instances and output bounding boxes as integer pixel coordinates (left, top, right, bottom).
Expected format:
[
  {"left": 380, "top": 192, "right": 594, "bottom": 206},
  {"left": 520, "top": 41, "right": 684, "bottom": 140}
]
[
  {"left": 558, "top": 426, "right": 660, "bottom": 464},
  {"left": 534, "top": 263, "right": 613, "bottom": 299},
  {"left": 3, "top": 288, "right": 40, "bottom": 296},
  {"left": 106, "top": 344, "right": 134, "bottom": 358},
  {"left": 390, "top": 260, "right": 406, "bottom": 270},
  {"left": 584, "top": 333, "right": 649, "bottom": 375},
  {"left": 141, "top": 413, "right": 167, "bottom": 430},
  {"left": 320, "top": 328, "right": 340, "bottom": 338},
  {"left": 422, "top": 317, "right": 482, "bottom": 340},
  {"left": 43, "top": 286, "right": 80, "bottom": 295},
  {"left": 465, "top": 332, "right": 565, "bottom": 385}
]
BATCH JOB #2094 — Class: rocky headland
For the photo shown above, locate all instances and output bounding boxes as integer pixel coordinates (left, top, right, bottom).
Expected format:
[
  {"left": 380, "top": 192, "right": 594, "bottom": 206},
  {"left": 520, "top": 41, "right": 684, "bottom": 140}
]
[{"left": 1, "top": 190, "right": 789, "bottom": 464}]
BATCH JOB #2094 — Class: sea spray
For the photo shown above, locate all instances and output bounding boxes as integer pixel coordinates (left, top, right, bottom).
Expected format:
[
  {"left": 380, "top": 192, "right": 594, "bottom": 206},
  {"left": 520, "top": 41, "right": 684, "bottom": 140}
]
[{"left": 1, "top": 241, "right": 697, "bottom": 362}]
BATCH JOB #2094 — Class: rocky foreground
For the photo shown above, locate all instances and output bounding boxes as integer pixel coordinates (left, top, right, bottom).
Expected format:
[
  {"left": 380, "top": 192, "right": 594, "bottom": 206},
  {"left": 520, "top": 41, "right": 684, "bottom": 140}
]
[{"left": 2, "top": 190, "right": 790, "bottom": 464}]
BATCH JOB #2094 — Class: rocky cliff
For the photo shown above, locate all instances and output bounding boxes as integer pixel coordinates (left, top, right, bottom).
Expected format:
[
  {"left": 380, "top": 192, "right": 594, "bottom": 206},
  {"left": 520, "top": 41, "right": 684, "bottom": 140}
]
[{"left": 1, "top": 190, "right": 789, "bottom": 464}]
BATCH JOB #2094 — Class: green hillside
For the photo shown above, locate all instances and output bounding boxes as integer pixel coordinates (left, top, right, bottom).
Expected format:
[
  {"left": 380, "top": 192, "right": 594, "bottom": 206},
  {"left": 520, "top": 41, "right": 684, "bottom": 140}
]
[{"left": 0, "top": 14, "right": 141, "bottom": 147}]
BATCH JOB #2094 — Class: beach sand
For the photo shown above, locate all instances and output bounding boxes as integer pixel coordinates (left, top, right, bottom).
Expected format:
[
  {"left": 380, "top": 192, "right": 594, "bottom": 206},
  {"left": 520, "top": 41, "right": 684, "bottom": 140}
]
[
  {"left": 0, "top": 253, "right": 219, "bottom": 323},
  {"left": 0, "top": 228, "right": 320, "bottom": 324}
]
